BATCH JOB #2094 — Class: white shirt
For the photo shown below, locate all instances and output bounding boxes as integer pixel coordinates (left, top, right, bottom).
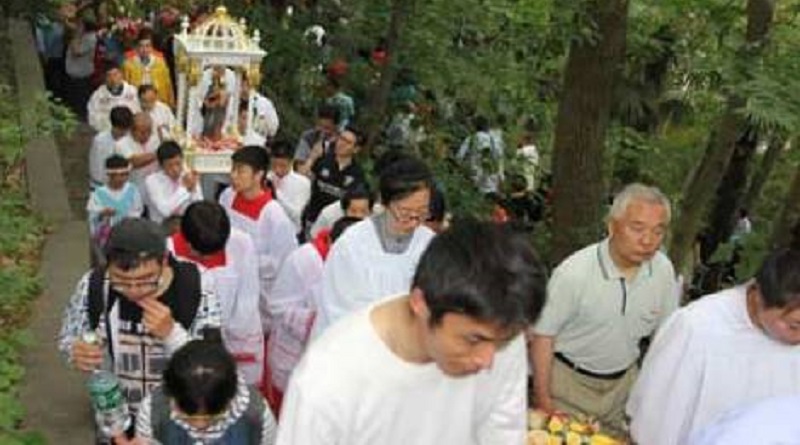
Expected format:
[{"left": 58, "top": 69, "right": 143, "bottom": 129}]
[
  {"left": 219, "top": 188, "right": 299, "bottom": 333},
  {"left": 117, "top": 133, "right": 160, "bottom": 196},
  {"left": 518, "top": 144, "right": 539, "bottom": 191},
  {"left": 627, "top": 286, "right": 800, "bottom": 445},
  {"left": 87, "top": 83, "right": 140, "bottom": 132},
  {"left": 168, "top": 229, "right": 264, "bottom": 384},
  {"left": 277, "top": 300, "right": 528, "bottom": 445},
  {"left": 312, "top": 218, "right": 435, "bottom": 337},
  {"left": 144, "top": 101, "right": 176, "bottom": 142},
  {"left": 309, "top": 200, "right": 344, "bottom": 238},
  {"left": 144, "top": 170, "right": 203, "bottom": 224},
  {"left": 688, "top": 395, "right": 800, "bottom": 445},
  {"left": 88, "top": 131, "right": 129, "bottom": 186},
  {"left": 268, "top": 170, "right": 311, "bottom": 233}
]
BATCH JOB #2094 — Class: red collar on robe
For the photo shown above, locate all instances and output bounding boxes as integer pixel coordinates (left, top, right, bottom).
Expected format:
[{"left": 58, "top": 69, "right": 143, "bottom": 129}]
[
  {"left": 171, "top": 231, "right": 227, "bottom": 269},
  {"left": 232, "top": 189, "right": 273, "bottom": 220},
  {"left": 311, "top": 229, "right": 332, "bottom": 261}
]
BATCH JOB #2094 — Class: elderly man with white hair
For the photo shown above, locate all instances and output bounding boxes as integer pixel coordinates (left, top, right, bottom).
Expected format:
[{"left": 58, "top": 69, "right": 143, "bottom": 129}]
[{"left": 529, "top": 183, "right": 678, "bottom": 437}]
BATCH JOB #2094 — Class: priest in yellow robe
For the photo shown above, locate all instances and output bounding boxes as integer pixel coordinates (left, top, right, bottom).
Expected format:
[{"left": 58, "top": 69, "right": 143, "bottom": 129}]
[{"left": 122, "top": 28, "right": 174, "bottom": 109}]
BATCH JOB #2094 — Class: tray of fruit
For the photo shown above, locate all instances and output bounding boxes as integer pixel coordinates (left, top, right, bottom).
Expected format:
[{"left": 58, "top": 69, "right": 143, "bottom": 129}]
[{"left": 527, "top": 410, "right": 624, "bottom": 445}]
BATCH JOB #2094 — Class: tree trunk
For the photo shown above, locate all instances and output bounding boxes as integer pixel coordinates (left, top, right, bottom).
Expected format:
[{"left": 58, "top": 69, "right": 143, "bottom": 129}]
[
  {"left": 549, "top": 0, "right": 629, "bottom": 264},
  {"left": 667, "top": 0, "right": 775, "bottom": 272},
  {"left": 741, "top": 136, "right": 787, "bottom": 212},
  {"left": 771, "top": 161, "right": 800, "bottom": 248},
  {"left": 704, "top": 128, "right": 759, "bottom": 254},
  {"left": 362, "top": 0, "right": 414, "bottom": 155}
]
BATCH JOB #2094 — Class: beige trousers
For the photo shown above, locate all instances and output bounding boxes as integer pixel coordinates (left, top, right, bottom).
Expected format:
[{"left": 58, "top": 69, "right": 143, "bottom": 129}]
[{"left": 551, "top": 358, "right": 638, "bottom": 438}]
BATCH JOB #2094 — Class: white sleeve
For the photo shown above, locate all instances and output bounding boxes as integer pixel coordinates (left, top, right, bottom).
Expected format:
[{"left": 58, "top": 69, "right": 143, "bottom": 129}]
[
  {"left": 145, "top": 175, "right": 193, "bottom": 220},
  {"left": 477, "top": 336, "right": 528, "bottom": 445},
  {"left": 87, "top": 90, "right": 105, "bottom": 132},
  {"left": 269, "top": 253, "right": 306, "bottom": 321},
  {"left": 277, "top": 179, "right": 310, "bottom": 230},
  {"left": 315, "top": 239, "right": 360, "bottom": 334},
  {"left": 627, "top": 310, "right": 703, "bottom": 445},
  {"left": 276, "top": 378, "right": 341, "bottom": 445},
  {"left": 128, "top": 187, "right": 144, "bottom": 218}
]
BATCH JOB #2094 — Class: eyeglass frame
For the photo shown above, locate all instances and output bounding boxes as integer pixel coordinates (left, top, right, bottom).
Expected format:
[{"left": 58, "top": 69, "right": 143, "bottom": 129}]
[{"left": 106, "top": 267, "right": 163, "bottom": 294}]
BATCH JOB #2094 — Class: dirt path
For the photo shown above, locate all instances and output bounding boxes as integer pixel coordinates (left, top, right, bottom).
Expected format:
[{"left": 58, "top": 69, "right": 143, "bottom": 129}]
[{"left": 11, "top": 19, "right": 95, "bottom": 444}]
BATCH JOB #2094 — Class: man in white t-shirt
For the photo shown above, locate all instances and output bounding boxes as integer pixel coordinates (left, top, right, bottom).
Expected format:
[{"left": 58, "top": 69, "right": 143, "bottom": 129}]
[
  {"left": 267, "top": 141, "right": 310, "bottom": 234},
  {"left": 277, "top": 222, "right": 548, "bottom": 445},
  {"left": 139, "top": 84, "right": 176, "bottom": 142},
  {"left": 117, "top": 112, "right": 160, "bottom": 196},
  {"left": 144, "top": 141, "right": 202, "bottom": 224},
  {"left": 88, "top": 106, "right": 134, "bottom": 189}
]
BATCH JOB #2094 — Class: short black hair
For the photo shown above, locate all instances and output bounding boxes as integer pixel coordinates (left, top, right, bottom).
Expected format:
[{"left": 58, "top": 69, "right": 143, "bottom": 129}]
[
  {"left": 330, "top": 216, "right": 361, "bottom": 243},
  {"left": 427, "top": 185, "right": 447, "bottom": 223},
  {"left": 231, "top": 145, "right": 270, "bottom": 173},
  {"left": 341, "top": 125, "right": 364, "bottom": 146},
  {"left": 137, "top": 84, "right": 157, "bottom": 98},
  {"left": 105, "top": 218, "right": 166, "bottom": 270},
  {"left": 181, "top": 202, "right": 231, "bottom": 255},
  {"left": 412, "top": 220, "right": 547, "bottom": 329},
  {"left": 105, "top": 154, "right": 130, "bottom": 170},
  {"left": 109, "top": 106, "right": 134, "bottom": 130},
  {"left": 156, "top": 141, "right": 183, "bottom": 165},
  {"left": 137, "top": 27, "right": 154, "bottom": 43},
  {"left": 341, "top": 186, "right": 373, "bottom": 211},
  {"left": 162, "top": 339, "right": 238, "bottom": 416},
  {"left": 755, "top": 249, "right": 800, "bottom": 309},
  {"left": 317, "top": 104, "right": 339, "bottom": 123},
  {"left": 270, "top": 139, "right": 295, "bottom": 160},
  {"left": 379, "top": 156, "right": 433, "bottom": 205}
]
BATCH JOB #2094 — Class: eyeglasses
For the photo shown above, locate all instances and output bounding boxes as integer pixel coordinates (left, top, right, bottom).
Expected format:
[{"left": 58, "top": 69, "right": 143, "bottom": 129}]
[
  {"left": 107, "top": 269, "right": 162, "bottom": 294},
  {"left": 390, "top": 204, "right": 430, "bottom": 223}
]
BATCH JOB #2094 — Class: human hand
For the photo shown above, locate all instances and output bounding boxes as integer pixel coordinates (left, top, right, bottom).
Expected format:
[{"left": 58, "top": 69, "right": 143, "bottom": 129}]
[
  {"left": 137, "top": 298, "right": 175, "bottom": 339},
  {"left": 101, "top": 207, "right": 117, "bottom": 217},
  {"left": 310, "top": 141, "right": 324, "bottom": 160},
  {"left": 181, "top": 171, "right": 199, "bottom": 191},
  {"left": 71, "top": 340, "right": 104, "bottom": 372}
]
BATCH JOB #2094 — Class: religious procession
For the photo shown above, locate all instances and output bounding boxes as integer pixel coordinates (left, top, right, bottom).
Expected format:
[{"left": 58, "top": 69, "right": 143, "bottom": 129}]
[{"left": 3, "top": 0, "right": 799, "bottom": 444}]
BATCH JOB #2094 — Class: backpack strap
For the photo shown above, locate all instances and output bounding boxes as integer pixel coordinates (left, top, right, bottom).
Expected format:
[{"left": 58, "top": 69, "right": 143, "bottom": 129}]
[
  {"left": 149, "top": 387, "right": 171, "bottom": 442},
  {"left": 245, "top": 385, "right": 266, "bottom": 444},
  {"left": 87, "top": 267, "right": 109, "bottom": 330},
  {"left": 167, "top": 256, "right": 202, "bottom": 331}
]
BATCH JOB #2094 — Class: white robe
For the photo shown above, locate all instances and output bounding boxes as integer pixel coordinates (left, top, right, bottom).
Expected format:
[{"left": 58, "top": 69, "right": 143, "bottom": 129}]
[
  {"left": 88, "top": 131, "right": 130, "bottom": 187},
  {"left": 627, "top": 286, "right": 800, "bottom": 445},
  {"left": 116, "top": 133, "right": 160, "bottom": 199},
  {"left": 219, "top": 188, "right": 299, "bottom": 333},
  {"left": 688, "top": 395, "right": 800, "bottom": 445},
  {"left": 277, "top": 301, "right": 528, "bottom": 445},
  {"left": 168, "top": 229, "right": 265, "bottom": 385},
  {"left": 312, "top": 218, "right": 435, "bottom": 337},
  {"left": 87, "top": 83, "right": 140, "bottom": 132},
  {"left": 267, "top": 243, "right": 325, "bottom": 391}
]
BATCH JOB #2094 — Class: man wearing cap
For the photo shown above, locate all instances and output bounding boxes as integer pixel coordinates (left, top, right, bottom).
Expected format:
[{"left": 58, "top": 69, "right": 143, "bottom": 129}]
[
  {"left": 529, "top": 183, "right": 678, "bottom": 437},
  {"left": 58, "top": 218, "right": 222, "bottom": 430}
]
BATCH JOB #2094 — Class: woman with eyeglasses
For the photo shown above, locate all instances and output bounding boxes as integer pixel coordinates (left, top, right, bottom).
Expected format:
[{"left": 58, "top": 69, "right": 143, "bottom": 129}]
[
  {"left": 135, "top": 339, "right": 277, "bottom": 444},
  {"left": 311, "top": 155, "right": 436, "bottom": 337}
]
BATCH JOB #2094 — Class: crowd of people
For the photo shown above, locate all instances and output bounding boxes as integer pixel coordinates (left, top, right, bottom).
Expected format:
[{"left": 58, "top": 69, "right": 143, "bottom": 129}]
[{"left": 40, "top": 2, "right": 800, "bottom": 445}]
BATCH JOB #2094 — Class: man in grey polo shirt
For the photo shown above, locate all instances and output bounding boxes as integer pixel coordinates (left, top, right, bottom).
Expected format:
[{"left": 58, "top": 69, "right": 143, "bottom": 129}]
[{"left": 530, "top": 183, "right": 678, "bottom": 437}]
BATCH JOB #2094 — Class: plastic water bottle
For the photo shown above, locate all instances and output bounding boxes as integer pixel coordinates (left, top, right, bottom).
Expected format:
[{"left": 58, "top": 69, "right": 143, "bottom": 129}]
[{"left": 83, "top": 332, "right": 130, "bottom": 439}]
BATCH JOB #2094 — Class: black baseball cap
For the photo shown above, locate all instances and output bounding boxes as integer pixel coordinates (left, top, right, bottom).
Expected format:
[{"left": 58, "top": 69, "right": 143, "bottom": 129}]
[{"left": 105, "top": 218, "right": 167, "bottom": 259}]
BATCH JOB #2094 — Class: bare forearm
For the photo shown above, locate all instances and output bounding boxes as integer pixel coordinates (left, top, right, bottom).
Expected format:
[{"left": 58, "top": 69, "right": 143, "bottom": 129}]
[{"left": 530, "top": 334, "right": 555, "bottom": 408}]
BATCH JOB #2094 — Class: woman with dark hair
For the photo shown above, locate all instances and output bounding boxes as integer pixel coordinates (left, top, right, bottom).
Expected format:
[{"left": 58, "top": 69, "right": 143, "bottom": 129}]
[
  {"left": 136, "top": 339, "right": 277, "bottom": 444},
  {"left": 311, "top": 156, "right": 436, "bottom": 336}
]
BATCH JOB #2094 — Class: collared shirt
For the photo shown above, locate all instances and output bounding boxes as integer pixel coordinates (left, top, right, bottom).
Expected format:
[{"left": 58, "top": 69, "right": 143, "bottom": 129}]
[{"left": 533, "top": 238, "right": 678, "bottom": 372}]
